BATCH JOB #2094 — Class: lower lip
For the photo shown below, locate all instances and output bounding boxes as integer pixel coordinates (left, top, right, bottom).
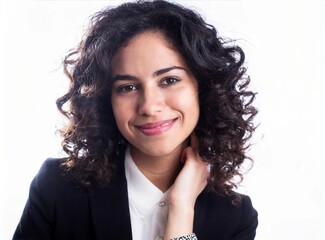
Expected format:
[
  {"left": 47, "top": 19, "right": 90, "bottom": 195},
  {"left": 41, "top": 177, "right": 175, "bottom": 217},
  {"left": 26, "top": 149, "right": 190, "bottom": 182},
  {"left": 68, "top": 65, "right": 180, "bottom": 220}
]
[{"left": 136, "top": 119, "right": 177, "bottom": 136}]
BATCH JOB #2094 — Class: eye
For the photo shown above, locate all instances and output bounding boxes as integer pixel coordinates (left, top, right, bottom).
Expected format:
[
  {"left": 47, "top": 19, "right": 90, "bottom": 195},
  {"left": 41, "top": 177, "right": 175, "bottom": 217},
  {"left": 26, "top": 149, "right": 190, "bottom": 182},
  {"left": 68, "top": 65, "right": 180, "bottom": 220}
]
[
  {"left": 116, "top": 84, "right": 138, "bottom": 93},
  {"left": 160, "top": 77, "right": 180, "bottom": 86}
]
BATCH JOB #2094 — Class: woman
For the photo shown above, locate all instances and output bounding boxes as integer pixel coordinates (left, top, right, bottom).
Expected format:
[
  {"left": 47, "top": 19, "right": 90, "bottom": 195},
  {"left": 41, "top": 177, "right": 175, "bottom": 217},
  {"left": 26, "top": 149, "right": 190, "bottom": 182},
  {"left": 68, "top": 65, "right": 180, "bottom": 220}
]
[{"left": 14, "top": 1, "right": 258, "bottom": 239}]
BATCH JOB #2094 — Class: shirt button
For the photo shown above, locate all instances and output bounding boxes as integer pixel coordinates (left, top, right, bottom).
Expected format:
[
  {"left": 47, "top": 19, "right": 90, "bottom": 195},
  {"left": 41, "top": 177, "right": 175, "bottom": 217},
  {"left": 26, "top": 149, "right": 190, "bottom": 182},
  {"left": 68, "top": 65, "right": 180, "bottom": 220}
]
[{"left": 158, "top": 201, "right": 166, "bottom": 207}]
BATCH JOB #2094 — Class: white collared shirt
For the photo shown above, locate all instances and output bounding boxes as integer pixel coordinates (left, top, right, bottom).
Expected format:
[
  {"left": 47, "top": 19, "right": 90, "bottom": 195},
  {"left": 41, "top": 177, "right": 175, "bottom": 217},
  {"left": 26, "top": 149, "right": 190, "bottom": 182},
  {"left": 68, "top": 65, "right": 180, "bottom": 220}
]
[{"left": 124, "top": 147, "right": 170, "bottom": 240}]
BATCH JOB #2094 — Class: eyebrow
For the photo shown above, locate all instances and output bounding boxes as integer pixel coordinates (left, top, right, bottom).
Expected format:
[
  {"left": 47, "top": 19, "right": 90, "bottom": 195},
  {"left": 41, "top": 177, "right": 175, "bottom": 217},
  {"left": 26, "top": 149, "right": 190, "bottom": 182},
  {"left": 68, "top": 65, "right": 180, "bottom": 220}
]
[{"left": 112, "top": 66, "right": 187, "bottom": 82}]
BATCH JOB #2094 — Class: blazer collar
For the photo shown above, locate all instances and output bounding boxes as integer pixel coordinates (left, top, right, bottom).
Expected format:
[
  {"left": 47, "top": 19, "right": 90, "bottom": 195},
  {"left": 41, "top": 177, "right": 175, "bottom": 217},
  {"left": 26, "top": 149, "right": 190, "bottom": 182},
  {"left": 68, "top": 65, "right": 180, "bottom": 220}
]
[{"left": 88, "top": 158, "right": 132, "bottom": 240}]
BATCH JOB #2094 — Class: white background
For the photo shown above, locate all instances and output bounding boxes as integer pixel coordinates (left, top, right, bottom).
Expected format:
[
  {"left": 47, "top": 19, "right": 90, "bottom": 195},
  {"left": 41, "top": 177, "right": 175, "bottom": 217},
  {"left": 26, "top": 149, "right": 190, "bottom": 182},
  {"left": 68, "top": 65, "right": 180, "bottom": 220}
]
[{"left": 1, "top": 0, "right": 325, "bottom": 239}]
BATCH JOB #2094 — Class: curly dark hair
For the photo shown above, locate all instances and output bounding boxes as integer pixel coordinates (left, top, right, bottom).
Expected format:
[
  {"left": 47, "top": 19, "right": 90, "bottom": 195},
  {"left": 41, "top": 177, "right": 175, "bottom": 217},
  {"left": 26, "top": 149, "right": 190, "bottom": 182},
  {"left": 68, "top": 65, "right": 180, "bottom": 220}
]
[{"left": 56, "top": 0, "right": 257, "bottom": 196}]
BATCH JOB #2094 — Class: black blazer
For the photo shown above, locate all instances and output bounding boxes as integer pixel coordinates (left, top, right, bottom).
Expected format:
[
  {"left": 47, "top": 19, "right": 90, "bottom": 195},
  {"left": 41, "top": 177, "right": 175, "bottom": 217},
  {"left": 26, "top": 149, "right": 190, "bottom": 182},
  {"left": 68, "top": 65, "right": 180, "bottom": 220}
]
[{"left": 13, "top": 158, "right": 258, "bottom": 240}]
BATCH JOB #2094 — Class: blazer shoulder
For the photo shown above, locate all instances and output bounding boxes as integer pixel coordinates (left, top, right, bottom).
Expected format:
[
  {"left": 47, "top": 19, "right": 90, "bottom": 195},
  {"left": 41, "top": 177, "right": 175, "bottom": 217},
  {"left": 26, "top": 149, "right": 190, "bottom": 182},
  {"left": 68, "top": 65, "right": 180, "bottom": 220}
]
[
  {"left": 13, "top": 158, "right": 70, "bottom": 239},
  {"left": 32, "top": 158, "right": 67, "bottom": 188},
  {"left": 39, "top": 157, "right": 65, "bottom": 173},
  {"left": 194, "top": 191, "right": 258, "bottom": 240},
  {"left": 200, "top": 190, "right": 257, "bottom": 214},
  {"left": 231, "top": 194, "right": 258, "bottom": 239}
]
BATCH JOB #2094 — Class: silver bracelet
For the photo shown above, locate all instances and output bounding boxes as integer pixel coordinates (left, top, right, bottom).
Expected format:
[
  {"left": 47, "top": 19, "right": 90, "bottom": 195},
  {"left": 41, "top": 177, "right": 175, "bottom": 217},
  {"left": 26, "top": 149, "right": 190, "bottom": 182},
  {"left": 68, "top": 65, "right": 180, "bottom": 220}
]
[{"left": 171, "top": 233, "right": 198, "bottom": 240}]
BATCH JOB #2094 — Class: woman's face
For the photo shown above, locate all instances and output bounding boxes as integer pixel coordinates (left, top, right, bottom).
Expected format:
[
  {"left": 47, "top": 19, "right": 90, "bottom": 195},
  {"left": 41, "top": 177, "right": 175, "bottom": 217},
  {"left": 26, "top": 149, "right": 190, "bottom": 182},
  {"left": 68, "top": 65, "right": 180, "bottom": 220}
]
[{"left": 111, "top": 31, "right": 199, "bottom": 158}]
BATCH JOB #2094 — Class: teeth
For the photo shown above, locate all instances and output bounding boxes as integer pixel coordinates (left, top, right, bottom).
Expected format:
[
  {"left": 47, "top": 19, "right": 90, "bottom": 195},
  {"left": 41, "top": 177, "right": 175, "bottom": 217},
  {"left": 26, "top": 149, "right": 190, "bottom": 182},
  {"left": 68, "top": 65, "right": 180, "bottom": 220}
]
[
  {"left": 139, "top": 119, "right": 175, "bottom": 129},
  {"left": 161, "top": 121, "right": 171, "bottom": 127}
]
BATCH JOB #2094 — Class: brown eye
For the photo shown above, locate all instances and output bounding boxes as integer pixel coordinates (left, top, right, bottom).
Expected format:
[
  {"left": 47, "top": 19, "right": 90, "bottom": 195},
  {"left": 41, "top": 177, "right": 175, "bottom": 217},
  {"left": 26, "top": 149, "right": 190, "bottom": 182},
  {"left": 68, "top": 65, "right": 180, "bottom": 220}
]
[
  {"left": 117, "top": 84, "right": 138, "bottom": 93},
  {"left": 161, "top": 77, "right": 180, "bottom": 86}
]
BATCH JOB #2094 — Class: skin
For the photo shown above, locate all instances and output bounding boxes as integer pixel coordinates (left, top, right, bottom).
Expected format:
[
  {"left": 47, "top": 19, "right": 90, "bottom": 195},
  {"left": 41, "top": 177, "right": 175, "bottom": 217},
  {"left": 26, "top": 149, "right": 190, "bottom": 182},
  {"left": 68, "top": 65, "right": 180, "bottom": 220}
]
[{"left": 111, "top": 31, "right": 208, "bottom": 239}]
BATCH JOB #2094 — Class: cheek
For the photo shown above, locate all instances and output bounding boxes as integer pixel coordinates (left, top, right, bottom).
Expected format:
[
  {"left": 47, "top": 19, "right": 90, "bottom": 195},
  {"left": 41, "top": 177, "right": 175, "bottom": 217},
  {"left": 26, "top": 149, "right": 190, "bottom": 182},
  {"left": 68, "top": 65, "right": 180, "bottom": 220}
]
[
  {"left": 111, "top": 97, "right": 137, "bottom": 136},
  {"left": 112, "top": 109, "right": 129, "bottom": 138},
  {"left": 111, "top": 98, "right": 126, "bottom": 126},
  {"left": 177, "top": 89, "right": 199, "bottom": 114},
  {"left": 168, "top": 88, "right": 200, "bottom": 129}
]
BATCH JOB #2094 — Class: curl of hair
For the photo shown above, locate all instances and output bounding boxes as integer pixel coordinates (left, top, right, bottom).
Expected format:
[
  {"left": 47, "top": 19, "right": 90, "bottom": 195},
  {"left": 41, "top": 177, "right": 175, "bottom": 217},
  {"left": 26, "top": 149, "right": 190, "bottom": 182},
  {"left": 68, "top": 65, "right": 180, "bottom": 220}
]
[{"left": 57, "top": 0, "right": 257, "bottom": 196}]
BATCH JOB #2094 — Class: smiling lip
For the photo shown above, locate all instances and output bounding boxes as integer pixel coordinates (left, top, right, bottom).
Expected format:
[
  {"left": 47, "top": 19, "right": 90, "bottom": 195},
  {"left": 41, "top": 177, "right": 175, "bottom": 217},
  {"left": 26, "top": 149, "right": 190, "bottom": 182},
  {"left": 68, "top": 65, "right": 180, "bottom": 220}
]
[{"left": 136, "top": 118, "right": 177, "bottom": 135}]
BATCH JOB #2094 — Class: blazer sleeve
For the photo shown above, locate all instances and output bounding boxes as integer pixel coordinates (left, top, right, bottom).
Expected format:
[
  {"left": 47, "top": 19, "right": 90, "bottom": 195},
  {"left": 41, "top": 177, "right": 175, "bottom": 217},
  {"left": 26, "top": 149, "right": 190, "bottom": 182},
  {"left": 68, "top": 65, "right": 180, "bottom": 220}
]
[
  {"left": 13, "top": 159, "right": 61, "bottom": 240},
  {"left": 231, "top": 195, "right": 258, "bottom": 240}
]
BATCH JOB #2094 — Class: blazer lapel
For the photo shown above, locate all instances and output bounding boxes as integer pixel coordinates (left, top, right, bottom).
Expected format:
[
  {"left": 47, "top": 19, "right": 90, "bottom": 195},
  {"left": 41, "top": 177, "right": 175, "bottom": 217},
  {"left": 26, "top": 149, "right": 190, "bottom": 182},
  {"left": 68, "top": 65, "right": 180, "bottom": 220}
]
[
  {"left": 193, "top": 189, "right": 208, "bottom": 236},
  {"left": 88, "top": 160, "right": 132, "bottom": 240}
]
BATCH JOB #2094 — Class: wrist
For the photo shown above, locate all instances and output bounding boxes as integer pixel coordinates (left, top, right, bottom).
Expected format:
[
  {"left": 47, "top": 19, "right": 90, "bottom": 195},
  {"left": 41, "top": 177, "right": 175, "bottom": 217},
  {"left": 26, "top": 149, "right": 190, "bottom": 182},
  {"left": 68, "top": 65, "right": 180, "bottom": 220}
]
[
  {"left": 168, "top": 193, "right": 196, "bottom": 210},
  {"left": 170, "top": 233, "right": 198, "bottom": 240},
  {"left": 168, "top": 203, "right": 194, "bottom": 219},
  {"left": 164, "top": 204, "right": 194, "bottom": 239}
]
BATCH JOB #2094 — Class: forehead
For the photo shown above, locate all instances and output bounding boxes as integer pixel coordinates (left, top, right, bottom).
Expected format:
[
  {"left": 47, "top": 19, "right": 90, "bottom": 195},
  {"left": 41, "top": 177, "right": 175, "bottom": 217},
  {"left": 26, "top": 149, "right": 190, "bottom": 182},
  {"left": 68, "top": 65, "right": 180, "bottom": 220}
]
[{"left": 111, "top": 31, "right": 187, "bottom": 75}]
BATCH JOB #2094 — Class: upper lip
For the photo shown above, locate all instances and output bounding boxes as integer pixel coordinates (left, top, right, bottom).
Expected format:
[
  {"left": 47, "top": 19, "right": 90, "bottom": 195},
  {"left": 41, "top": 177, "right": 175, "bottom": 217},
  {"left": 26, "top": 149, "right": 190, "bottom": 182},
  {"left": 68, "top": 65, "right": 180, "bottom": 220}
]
[{"left": 135, "top": 118, "right": 177, "bottom": 129}]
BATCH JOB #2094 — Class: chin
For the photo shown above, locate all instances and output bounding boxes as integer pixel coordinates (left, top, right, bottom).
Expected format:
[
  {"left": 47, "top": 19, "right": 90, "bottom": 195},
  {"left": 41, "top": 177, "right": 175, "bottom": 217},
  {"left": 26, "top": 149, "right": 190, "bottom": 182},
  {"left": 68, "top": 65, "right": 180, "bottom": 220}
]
[{"left": 131, "top": 142, "right": 185, "bottom": 158}]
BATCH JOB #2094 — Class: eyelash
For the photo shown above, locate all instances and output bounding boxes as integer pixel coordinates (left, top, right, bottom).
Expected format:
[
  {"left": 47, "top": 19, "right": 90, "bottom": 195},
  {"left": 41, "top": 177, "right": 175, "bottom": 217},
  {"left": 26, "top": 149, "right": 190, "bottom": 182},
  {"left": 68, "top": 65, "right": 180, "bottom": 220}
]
[
  {"left": 116, "top": 84, "right": 138, "bottom": 93},
  {"left": 160, "top": 77, "right": 180, "bottom": 86},
  {"left": 115, "top": 77, "right": 181, "bottom": 94}
]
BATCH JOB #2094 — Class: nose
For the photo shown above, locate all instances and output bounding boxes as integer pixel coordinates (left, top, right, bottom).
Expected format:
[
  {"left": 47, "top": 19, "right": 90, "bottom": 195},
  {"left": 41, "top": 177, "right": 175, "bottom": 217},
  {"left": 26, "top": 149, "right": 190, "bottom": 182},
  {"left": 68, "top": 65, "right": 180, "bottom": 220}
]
[{"left": 138, "top": 86, "right": 165, "bottom": 116}]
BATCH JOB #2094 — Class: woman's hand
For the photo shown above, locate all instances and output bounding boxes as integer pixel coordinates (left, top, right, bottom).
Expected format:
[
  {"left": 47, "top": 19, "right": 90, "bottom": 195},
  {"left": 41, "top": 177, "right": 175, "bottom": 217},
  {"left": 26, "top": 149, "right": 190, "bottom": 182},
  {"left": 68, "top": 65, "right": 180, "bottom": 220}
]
[
  {"left": 164, "top": 134, "right": 209, "bottom": 239},
  {"left": 169, "top": 134, "right": 209, "bottom": 208}
]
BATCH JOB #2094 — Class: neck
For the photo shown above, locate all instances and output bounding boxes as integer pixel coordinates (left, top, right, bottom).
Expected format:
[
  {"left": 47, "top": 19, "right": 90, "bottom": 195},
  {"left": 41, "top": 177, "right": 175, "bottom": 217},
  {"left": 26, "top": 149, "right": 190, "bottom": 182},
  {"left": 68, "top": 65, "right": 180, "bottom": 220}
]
[{"left": 130, "top": 146, "right": 184, "bottom": 192}]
